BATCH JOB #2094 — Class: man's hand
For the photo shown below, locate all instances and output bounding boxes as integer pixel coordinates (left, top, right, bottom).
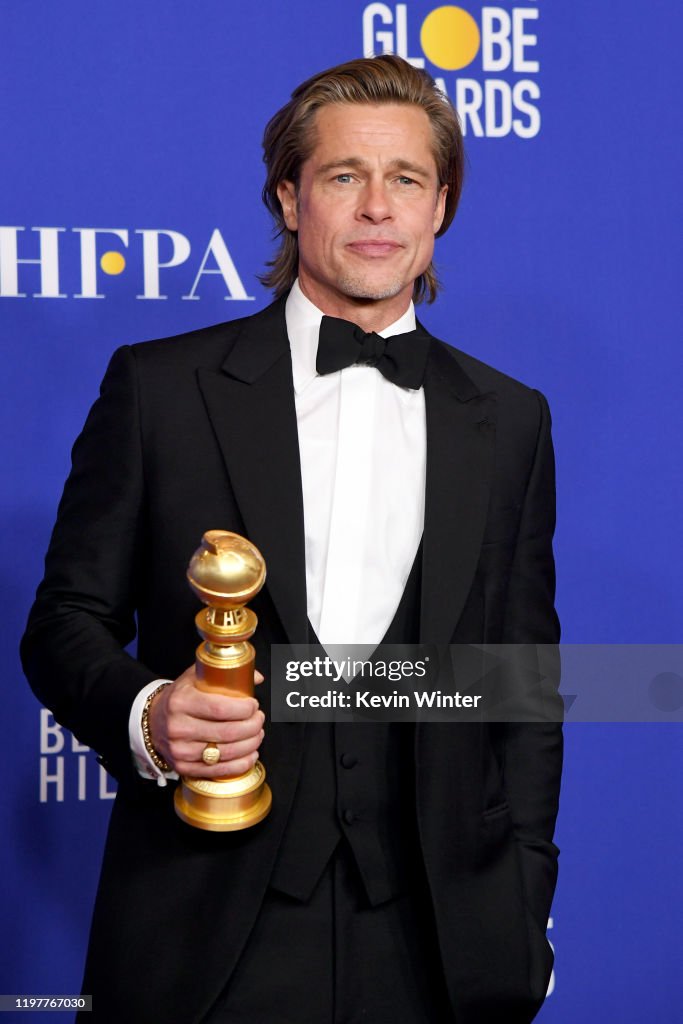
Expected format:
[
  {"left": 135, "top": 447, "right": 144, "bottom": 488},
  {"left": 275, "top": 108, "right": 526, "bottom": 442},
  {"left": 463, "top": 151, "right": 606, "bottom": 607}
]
[{"left": 148, "top": 665, "right": 265, "bottom": 778}]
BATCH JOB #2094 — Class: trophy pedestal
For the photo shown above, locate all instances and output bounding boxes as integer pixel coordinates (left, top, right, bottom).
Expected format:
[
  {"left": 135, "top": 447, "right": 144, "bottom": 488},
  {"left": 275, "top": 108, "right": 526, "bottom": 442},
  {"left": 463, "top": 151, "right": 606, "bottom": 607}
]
[{"left": 174, "top": 761, "right": 272, "bottom": 832}]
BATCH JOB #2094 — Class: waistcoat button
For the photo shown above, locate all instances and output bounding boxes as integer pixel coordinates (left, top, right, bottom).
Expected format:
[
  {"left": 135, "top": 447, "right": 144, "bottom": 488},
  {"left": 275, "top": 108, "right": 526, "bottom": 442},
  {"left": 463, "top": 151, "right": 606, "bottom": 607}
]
[
  {"left": 340, "top": 753, "right": 358, "bottom": 769},
  {"left": 342, "top": 809, "right": 356, "bottom": 826}
]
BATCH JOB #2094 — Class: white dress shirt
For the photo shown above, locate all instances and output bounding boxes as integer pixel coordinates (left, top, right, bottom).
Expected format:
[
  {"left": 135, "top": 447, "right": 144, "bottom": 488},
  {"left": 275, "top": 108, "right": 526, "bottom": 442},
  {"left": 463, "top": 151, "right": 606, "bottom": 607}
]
[
  {"left": 288, "top": 279, "right": 426, "bottom": 645},
  {"left": 131, "top": 279, "right": 427, "bottom": 782}
]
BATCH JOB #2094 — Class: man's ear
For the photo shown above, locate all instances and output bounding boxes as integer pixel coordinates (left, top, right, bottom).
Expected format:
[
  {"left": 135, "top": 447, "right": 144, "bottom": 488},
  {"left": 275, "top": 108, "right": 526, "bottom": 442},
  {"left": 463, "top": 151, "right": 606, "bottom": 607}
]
[
  {"left": 277, "top": 180, "right": 298, "bottom": 231},
  {"left": 433, "top": 184, "right": 448, "bottom": 234}
]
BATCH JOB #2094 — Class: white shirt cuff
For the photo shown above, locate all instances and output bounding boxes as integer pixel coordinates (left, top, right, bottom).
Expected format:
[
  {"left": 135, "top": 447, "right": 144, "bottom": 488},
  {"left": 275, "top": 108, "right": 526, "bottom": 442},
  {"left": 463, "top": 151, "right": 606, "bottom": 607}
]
[{"left": 129, "top": 679, "right": 179, "bottom": 787}]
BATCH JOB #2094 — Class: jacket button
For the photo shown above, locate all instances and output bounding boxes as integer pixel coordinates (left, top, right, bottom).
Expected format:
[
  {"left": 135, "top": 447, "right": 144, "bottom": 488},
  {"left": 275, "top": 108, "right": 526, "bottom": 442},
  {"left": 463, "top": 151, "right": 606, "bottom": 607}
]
[
  {"left": 340, "top": 753, "right": 358, "bottom": 769},
  {"left": 343, "top": 809, "right": 356, "bottom": 826}
]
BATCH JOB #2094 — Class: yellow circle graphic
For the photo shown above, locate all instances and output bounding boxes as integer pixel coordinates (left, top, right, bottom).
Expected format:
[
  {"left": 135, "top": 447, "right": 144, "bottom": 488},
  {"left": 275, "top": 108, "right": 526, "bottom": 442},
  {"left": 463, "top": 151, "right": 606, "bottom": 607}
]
[
  {"left": 420, "top": 6, "right": 481, "bottom": 71},
  {"left": 100, "top": 251, "right": 126, "bottom": 275}
]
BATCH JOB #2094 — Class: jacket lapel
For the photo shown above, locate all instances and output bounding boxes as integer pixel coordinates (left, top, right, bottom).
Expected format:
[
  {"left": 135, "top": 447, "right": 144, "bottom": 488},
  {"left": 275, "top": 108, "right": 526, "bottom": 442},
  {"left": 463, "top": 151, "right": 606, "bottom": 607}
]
[
  {"left": 420, "top": 334, "right": 497, "bottom": 643},
  {"left": 197, "top": 299, "right": 309, "bottom": 645}
]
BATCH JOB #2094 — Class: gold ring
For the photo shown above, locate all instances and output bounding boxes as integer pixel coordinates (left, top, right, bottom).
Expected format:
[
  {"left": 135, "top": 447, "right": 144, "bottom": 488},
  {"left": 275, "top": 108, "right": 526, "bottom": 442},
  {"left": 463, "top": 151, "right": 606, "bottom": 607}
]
[{"left": 201, "top": 743, "right": 220, "bottom": 766}]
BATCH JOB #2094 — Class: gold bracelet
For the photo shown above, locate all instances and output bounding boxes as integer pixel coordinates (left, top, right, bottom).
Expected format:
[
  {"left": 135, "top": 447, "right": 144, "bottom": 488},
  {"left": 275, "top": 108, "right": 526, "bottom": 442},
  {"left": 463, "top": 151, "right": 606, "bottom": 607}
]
[{"left": 141, "top": 683, "right": 172, "bottom": 773}]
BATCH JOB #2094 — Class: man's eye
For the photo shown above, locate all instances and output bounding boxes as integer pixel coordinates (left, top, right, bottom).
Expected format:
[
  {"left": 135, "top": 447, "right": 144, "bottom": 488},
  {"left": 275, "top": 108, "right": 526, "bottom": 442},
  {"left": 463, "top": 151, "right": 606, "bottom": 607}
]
[
  {"left": 398, "top": 176, "right": 416, "bottom": 185},
  {"left": 335, "top": 173, "right": 353, "bottom": 184}
]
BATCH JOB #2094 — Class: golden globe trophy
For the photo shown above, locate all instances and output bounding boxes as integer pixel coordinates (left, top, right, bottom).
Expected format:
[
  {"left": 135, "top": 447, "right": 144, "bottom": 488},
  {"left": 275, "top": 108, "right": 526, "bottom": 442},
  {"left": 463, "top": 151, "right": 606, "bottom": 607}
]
[{"left": 174, "top": 530, "right": 272, "bottom": 831}]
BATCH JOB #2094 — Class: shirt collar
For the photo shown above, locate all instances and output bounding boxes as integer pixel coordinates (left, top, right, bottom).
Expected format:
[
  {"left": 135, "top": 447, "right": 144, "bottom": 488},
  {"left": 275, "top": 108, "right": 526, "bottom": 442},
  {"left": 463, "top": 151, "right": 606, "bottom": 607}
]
[{"left": 285, "top": 278, "right": 417, "bottom": 395}]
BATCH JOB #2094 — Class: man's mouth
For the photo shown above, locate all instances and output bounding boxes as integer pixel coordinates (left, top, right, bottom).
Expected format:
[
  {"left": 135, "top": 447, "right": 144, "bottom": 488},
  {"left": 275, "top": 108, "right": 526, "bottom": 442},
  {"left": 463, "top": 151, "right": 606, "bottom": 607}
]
[{"left": 345, "top": 240, "right": 403, "bottom": 257}]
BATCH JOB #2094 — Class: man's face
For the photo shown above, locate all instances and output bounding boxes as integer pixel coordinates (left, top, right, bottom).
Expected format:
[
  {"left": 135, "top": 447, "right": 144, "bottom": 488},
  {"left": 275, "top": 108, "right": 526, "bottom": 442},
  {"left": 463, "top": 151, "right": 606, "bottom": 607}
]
[{"left": 277, "top": 102, "right": 447, "bottom": 325}]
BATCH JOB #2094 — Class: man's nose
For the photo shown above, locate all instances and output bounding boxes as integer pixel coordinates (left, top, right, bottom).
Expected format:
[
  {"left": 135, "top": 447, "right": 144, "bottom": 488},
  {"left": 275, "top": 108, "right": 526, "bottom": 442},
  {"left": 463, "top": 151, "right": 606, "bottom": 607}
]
[{"left": 357, "top": 180, "right": 392, "bottom": 222}]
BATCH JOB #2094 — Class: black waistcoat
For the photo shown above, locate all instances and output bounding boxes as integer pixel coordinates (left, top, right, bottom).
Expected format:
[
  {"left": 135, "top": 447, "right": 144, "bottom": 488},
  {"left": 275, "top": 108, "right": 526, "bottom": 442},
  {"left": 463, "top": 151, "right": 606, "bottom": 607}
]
[{"left": 269, "top": 545, "right": 422, "bottom": 906}]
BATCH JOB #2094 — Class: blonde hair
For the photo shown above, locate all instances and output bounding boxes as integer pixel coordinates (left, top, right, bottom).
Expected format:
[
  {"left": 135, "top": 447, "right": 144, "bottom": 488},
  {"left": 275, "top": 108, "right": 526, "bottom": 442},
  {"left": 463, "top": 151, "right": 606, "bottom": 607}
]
[{"left": 260, "top": 54, "right": 464, "bottom": 304}]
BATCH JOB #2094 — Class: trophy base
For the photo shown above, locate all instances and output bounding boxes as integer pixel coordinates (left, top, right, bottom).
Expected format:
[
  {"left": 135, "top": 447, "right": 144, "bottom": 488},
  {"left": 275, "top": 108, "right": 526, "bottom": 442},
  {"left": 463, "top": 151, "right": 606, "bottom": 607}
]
[{"left": 174, "top": 760, "right": 272, "bottom": 832}]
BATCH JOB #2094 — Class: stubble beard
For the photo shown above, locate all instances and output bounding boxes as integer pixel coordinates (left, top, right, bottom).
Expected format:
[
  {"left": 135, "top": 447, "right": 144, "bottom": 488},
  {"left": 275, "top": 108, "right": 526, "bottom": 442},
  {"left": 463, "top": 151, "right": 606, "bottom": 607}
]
[{"left": 333, "top": 270, "right": 412, "bottom": 303}]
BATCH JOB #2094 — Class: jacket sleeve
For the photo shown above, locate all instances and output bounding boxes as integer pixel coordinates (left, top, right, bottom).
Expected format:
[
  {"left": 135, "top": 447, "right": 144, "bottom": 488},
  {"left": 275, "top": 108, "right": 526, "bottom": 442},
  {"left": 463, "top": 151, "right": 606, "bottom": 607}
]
[
  {"left": 497, "top": 389, "right": 563, "bottom": 934},
  {"left": 21, "top": 345, "right": 158, "bottom": 785}
]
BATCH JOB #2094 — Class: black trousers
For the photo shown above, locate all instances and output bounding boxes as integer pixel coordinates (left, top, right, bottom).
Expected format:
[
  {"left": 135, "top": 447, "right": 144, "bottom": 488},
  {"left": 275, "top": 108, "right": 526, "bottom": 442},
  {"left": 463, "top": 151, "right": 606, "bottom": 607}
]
[{"left": 204, "top": 844, "right": 455, "bottom": 1024}]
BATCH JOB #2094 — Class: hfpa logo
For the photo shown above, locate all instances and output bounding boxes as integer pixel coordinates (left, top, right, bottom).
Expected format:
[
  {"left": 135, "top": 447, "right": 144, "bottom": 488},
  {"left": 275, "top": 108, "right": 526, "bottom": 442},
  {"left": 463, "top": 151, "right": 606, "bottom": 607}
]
[{"left": 0, "top": 226, "right": 254, "bottom": 300}]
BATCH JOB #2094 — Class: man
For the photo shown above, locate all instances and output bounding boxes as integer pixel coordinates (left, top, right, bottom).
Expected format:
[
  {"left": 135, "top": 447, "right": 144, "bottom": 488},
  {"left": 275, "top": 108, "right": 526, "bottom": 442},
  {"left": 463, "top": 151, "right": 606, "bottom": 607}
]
[{"left": 22, "top": 55, "right": 561, "bottom": 1023}]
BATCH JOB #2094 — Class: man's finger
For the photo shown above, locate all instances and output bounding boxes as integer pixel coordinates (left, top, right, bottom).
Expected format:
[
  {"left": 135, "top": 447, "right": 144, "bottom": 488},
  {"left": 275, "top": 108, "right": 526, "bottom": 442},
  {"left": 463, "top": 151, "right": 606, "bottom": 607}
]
[{"left": 169, "top": 687, "right": 259, "bottom": 723}]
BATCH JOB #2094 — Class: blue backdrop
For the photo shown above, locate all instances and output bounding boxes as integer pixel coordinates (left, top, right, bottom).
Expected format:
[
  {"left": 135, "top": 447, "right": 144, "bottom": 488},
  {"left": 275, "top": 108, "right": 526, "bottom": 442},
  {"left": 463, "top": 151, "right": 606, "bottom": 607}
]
[{"left": 2, "top": 2, "right": 681, "bottom": 1021}]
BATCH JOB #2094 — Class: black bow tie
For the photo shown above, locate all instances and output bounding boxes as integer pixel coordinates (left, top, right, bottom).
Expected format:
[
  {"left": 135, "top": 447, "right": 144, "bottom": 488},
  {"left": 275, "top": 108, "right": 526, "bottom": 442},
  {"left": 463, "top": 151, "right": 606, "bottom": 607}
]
[{"left": 316, "top": 315, "right": 431, "bottom": 390}]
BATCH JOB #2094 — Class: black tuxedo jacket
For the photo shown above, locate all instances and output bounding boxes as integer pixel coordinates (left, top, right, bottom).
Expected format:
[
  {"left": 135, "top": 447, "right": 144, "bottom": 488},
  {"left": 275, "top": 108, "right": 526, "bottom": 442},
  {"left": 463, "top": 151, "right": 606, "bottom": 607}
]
[{"left": 22, "top": 296, "right": 562, "bottom": 1024}]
